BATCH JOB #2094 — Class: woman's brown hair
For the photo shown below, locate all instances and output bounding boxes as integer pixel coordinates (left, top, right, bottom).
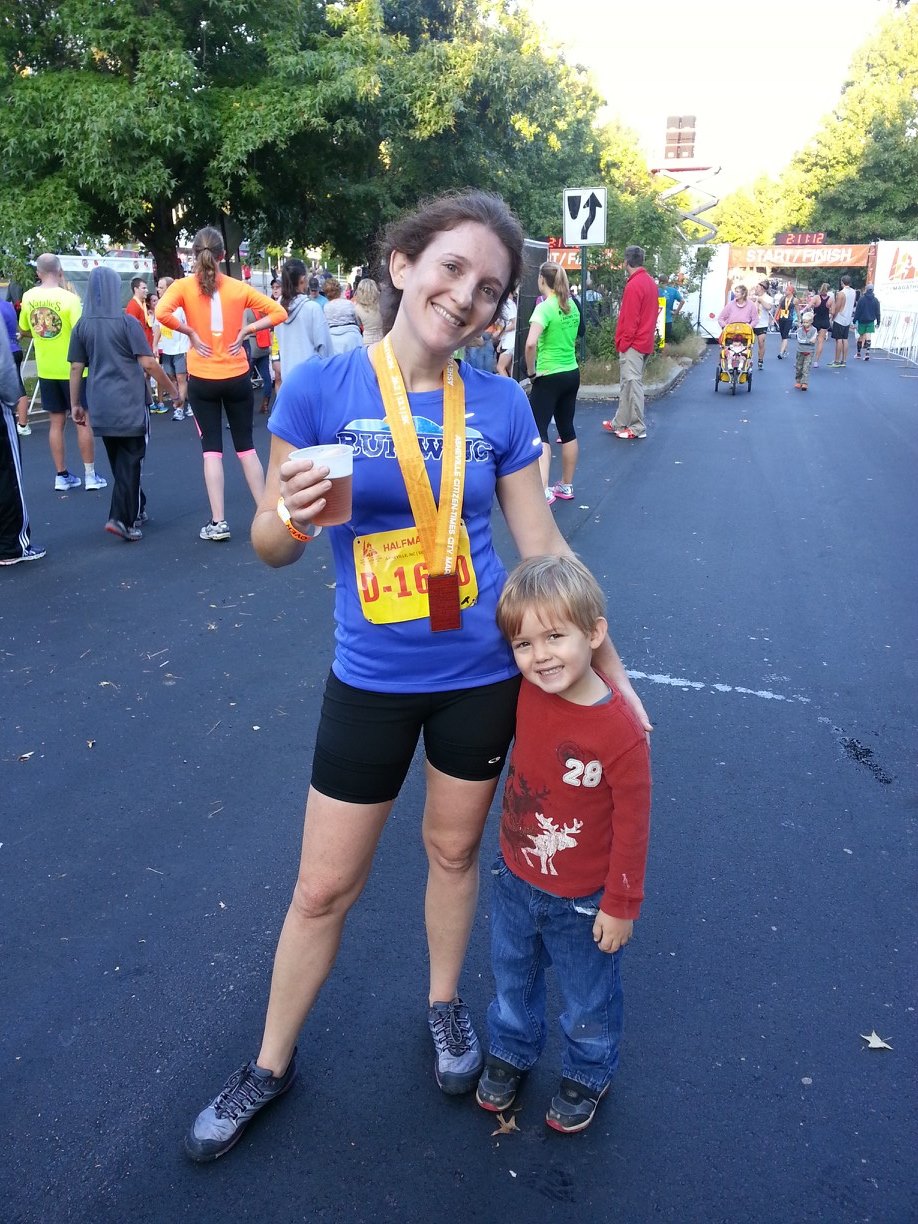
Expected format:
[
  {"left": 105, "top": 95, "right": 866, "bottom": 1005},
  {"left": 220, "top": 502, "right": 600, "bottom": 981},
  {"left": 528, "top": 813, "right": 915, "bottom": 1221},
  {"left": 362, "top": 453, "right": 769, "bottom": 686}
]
[
  {"left": 538, "top": 261, "right": 572, "bottom": 313},
  {"left": 376, "top": 189, "right": 524, "bottom": 333},
  {"left": 192, "top": 227, "right": 225, "bottom": 298}
]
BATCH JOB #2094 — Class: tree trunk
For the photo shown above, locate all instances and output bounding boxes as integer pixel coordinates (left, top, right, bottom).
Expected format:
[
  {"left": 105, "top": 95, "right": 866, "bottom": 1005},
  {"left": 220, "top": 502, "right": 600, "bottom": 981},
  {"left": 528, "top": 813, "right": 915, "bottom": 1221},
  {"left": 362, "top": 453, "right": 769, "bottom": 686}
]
[{"left": 138, "top": 197, "right": 183, "bottom": 279}]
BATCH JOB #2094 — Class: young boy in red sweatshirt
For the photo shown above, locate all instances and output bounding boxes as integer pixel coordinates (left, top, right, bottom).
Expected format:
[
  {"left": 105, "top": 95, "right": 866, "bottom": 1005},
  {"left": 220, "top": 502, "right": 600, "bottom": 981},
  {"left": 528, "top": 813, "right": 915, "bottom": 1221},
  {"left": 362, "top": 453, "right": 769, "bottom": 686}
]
[{"left": 477, "top": 554, "right": 651, "bottom": 1133}]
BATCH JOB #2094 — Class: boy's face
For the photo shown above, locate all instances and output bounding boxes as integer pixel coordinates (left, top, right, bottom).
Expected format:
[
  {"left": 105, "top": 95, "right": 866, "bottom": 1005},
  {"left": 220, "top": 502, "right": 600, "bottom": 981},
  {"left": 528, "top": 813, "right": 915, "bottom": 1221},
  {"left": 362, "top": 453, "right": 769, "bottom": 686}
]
[{"left": 509, "top": 608, "right": 607, "bottom": 705}]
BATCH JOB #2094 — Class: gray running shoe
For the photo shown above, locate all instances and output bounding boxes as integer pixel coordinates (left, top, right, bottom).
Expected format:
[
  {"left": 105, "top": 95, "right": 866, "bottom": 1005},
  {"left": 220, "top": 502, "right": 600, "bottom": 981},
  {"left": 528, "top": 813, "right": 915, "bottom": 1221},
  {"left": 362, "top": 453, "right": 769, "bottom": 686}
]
[
  {"left": 200, "top": 519, "right": 231, "bottom": 541},
  {"left": 427, "top": 998, "right": 483, "bottom": 1094},
  {"left": 185, "top": 1052, "right": 298, "bottom": 1162},
  {"left": 105, "top": 519, "right": 142, "bottom": 542}
]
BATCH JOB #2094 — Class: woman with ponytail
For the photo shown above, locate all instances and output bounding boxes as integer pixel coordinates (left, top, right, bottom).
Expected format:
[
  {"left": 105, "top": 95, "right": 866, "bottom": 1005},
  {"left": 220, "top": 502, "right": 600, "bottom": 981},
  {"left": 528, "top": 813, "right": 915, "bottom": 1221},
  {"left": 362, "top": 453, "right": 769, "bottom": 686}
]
[
  {"left": 523, "top": 262, "right": 581, "bottom": 505},
  {"left": 156, "top": 227, "right": 287, "bottom": 541}
]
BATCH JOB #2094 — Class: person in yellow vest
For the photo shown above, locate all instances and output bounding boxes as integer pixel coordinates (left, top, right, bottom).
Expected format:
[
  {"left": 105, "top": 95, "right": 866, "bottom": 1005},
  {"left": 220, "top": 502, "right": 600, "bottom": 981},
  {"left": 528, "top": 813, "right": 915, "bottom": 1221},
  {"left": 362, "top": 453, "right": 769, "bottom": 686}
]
[
  {"left": 183, "top": 188, "right": 651, "bottom": 1162},
  {"left": 18, "top": 254, "right": 106, "bottom": 491}
]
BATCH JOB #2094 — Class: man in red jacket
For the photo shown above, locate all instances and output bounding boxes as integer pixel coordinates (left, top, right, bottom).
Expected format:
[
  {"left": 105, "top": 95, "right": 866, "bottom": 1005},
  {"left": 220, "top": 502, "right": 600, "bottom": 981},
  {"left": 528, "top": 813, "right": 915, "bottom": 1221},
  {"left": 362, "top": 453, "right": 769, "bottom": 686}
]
[
  {"left": 604, "top": 246, "right": 658, "bottom": 441},
  {"left": 125, "top": 278, "right": 154, "bottom": 349}
]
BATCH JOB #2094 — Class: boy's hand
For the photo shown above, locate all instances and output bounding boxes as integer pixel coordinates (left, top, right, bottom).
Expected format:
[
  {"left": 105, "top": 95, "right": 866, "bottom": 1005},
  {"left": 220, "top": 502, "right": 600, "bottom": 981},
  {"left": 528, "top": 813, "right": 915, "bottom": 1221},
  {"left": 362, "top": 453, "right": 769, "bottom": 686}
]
[{"left": 593, "top": 913, "right": 633, "bottom": 954}]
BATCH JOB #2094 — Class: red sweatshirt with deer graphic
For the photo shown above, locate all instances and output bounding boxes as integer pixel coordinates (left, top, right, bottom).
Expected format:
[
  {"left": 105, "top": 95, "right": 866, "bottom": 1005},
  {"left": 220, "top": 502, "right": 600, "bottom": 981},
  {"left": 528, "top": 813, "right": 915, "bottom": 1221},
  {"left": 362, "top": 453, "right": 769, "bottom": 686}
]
[{"left": 499, "top": 674, "right": 651, "bottom": 919}]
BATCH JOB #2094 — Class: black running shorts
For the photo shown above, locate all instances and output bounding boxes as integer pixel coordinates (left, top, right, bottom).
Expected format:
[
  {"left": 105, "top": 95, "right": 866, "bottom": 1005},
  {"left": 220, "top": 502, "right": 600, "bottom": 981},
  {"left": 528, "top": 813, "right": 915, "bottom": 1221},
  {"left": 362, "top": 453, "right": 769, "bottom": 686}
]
[{"left": 310, "top": 671, "right": 521, "bottom": 804}]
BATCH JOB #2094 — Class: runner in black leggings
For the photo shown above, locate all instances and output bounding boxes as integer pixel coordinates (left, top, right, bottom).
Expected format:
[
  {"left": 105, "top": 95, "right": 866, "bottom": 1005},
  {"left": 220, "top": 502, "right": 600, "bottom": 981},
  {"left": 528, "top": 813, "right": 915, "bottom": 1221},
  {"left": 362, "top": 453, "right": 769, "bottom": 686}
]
[
  {"left": 191, "top": 371, "right": 256, "bottom": 455},
  {"left": 155, "top": 227, "right": 287, "bottom": 541},
  {"left": 524, "top": 262, "right": 581, "bottom": 506}
]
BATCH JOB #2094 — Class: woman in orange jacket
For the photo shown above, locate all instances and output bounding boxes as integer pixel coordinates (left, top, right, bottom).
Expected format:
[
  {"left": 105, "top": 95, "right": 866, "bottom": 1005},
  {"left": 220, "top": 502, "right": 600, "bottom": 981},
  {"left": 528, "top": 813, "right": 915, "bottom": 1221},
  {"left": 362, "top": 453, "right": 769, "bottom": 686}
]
[{"left": 156, "top": 228, "right": 287, "bottom": 541}]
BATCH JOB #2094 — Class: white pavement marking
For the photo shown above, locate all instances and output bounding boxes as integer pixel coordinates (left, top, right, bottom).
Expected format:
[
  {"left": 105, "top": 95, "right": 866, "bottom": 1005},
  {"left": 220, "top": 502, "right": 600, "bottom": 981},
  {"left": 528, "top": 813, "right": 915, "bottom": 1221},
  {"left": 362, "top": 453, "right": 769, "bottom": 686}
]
[{"left": 626, "top": 669, "right": 810, "bottom": 704}]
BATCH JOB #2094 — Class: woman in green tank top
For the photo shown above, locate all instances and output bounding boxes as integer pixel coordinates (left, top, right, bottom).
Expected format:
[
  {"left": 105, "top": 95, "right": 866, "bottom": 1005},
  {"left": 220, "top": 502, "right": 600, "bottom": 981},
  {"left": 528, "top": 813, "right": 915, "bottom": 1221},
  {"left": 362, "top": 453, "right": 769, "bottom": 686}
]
[{"left": 524, "top": 263, "right": 581, "bottom": 505}]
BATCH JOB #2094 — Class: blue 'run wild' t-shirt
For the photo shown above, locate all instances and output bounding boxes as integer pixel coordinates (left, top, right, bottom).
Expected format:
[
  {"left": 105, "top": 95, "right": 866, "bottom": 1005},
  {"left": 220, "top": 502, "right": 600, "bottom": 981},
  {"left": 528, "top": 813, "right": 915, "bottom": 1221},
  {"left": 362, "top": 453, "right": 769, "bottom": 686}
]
[{"left": 269, "top": 345, "right": 542, "bottom": 694}]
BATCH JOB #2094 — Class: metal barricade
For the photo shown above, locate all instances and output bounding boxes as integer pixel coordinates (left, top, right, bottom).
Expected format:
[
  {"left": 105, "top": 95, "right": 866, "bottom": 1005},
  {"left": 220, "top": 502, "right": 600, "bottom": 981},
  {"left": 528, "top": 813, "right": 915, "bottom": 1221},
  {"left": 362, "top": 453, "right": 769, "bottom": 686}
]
[{"left": 873, "top": 309, "right": 918, "bottom": 376}]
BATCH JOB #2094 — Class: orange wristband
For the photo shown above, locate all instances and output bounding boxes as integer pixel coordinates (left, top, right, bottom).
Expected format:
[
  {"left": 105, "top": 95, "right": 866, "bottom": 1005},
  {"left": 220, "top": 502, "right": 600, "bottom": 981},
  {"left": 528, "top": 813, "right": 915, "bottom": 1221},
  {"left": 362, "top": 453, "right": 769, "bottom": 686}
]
[{"left": 277, "top": 497, "right": 321, "bottom": 543}]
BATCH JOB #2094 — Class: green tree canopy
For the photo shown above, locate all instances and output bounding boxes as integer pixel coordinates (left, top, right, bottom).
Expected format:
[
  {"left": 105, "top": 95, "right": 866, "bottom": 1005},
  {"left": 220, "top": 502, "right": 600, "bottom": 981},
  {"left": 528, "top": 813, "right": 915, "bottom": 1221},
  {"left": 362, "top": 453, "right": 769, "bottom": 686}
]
[
  {"left": 774, "top": 5, "right": 918, "bottom": 240},
  {"left": 0, "top": 0, "right": 680, "bottom": 282},
  {"left": 708, "top": 177, "right": 782, "bottom": 246}
]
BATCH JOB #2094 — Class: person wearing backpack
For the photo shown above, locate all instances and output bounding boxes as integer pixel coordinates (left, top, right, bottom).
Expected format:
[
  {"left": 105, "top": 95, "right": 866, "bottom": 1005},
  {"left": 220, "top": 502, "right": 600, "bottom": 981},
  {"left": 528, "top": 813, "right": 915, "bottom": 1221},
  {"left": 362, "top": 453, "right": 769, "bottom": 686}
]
[
  {"left": 244, "top": 305, "right": 275, "bottom": 414},
  {"left": 853, "top": 284, "right": 881, "bottom": 360}
]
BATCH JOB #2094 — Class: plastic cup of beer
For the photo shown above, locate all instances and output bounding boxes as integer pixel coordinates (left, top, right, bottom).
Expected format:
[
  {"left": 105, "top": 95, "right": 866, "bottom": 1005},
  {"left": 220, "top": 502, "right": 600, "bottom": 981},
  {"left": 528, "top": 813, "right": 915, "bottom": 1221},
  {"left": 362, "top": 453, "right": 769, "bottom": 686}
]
[{"left": 289, "top": 444, "right": 353, "bottom": 526}]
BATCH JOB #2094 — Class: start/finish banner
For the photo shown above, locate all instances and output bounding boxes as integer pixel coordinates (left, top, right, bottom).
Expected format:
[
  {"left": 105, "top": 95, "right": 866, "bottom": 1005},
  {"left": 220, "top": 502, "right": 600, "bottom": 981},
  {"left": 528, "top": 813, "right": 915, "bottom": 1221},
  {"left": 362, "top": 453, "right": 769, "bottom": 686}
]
[
  {"left": 729, "top": 245, "right": 871, "bottom": 268},
  {"left": 873, "top": 241, "right": 918, "bottom": 310}
]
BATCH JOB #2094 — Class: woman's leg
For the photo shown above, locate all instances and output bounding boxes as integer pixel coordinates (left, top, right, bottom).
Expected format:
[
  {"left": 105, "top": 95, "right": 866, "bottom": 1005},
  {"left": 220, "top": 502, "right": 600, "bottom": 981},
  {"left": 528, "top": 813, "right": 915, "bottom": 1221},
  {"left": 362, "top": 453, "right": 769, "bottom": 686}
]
[
  {"left": 188, "top": 377, "right": 226, "bottom": 522},
  {"left": 554, "top": 370, "right": 580, "bottom": 487},
  {"left": 256, "top": 788, "right": 394, "bottom": 1075},
  {"left": 814, "top": 329, "right": 826, "bottom": 363},
  {"left": 560, "top": 439, "right": 579, "bottom": 487},
  {"left": 202, "top": 454, "right": 225, "bottom": 521},
  {"left": 529, "top": 375, "right": 557, "bottom": 494},
  {"left": 224, "top": 373, "right": 265, "bottom": 506},
  {"left": 422, "top": 765, "right": 500, "bottom": 1005}
]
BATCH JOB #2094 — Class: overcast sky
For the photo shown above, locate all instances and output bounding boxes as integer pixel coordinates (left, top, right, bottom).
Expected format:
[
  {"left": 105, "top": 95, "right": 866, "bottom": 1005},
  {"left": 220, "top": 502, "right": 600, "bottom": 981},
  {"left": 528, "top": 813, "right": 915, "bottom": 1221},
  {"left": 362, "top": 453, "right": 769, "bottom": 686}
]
[{"left": 523, "top": 0, "right": 889, "bottom": 200}]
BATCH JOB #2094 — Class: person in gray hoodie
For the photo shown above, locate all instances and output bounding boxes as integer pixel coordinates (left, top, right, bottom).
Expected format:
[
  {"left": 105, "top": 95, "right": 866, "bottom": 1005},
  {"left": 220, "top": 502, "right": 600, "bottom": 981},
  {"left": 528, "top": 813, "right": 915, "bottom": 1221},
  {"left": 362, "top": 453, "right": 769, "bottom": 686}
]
[
  {"left": 0, "top": 324, "right": 44, "bottom": 564},
  {"left": 68, "top": 266, "right": 176, "bottom": 541},
  {"left": 276, "top": 259, "right": 333, "bottom": 380}
]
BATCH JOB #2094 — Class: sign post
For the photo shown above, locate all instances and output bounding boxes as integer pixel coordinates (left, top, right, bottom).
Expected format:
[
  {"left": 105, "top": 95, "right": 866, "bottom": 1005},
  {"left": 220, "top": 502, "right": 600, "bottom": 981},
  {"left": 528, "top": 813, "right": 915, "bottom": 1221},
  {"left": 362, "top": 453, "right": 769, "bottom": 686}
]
[
  {"left": 564, "top": 189, "right": 606, "bottom": 363},
  {"left": 579, "top": 245, "right": 588, "bottom": 363}
]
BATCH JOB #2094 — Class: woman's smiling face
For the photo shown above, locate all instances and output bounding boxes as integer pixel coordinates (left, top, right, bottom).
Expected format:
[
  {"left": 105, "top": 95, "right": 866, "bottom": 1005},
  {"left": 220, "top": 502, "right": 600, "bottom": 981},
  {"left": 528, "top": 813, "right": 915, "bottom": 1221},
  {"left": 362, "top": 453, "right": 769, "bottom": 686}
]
[{"left": 389, "top": 221, "right": 511, "bottom": 356}]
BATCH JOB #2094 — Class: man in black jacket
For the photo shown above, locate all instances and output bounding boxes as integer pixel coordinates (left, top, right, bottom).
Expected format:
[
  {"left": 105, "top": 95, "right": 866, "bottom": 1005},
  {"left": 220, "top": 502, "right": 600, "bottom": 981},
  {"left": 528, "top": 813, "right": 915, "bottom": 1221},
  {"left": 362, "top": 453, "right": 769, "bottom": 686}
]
[{"left": 854, "top": 285, "right": 882, "bottom": 360}]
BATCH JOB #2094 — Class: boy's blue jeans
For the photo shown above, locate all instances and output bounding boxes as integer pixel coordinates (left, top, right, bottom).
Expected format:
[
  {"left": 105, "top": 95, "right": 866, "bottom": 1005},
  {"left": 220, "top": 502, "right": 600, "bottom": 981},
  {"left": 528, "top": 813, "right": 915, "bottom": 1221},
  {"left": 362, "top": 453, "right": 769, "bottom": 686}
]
[{"left": 486, "top": 853, "right": 624, "bottom": 1095}]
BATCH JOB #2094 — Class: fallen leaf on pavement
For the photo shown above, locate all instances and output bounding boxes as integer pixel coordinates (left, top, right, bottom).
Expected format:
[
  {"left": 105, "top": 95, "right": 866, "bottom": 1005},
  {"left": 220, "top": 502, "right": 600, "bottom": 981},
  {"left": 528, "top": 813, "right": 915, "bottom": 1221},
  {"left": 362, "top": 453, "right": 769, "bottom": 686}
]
[
  {"left": 491, "top": 1113, "right": 519, "bottom": 1136},
  {"left": 860, "top": 1030, "right": 893, "bottom": 1050}
]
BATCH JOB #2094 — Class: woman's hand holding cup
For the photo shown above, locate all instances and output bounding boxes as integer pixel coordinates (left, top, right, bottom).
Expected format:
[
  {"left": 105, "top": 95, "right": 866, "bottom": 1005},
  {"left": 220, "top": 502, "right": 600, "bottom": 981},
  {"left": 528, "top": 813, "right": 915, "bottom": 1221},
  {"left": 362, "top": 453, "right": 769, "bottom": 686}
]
[{"left": 280, "top": 445, "right": 353, "bottom": 529}]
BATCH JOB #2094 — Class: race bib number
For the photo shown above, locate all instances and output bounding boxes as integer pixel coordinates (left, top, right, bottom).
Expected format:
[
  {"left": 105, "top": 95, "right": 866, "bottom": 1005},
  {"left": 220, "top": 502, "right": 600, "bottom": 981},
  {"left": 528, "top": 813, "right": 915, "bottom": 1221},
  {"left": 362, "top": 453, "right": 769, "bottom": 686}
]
[{"left": 353, "top": 523, "right": 478, "bottom": 625}]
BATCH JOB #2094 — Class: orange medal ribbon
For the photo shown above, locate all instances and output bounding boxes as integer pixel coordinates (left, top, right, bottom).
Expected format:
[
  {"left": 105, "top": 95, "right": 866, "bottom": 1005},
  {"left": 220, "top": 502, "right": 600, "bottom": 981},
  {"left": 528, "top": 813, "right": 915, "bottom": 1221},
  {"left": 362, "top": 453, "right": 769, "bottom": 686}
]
[{"left": 370, "top": 337, "right": 466, "bottom": 631}]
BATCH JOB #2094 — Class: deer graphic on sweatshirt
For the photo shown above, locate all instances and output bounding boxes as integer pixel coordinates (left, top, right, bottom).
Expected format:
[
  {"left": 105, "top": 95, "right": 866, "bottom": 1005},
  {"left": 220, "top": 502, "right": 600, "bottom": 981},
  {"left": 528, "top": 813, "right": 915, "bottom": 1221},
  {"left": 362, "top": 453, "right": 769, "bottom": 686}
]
[{"left": 520, "top": 813, "right": 583, "bottom": 877}]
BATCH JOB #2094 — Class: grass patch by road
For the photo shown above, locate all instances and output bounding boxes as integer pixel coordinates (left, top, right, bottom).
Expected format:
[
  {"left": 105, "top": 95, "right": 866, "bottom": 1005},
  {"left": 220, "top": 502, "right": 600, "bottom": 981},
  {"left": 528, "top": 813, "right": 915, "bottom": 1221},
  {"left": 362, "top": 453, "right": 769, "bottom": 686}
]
[{"left": 581, "top": 335, "right": 707, "bottom": 386}]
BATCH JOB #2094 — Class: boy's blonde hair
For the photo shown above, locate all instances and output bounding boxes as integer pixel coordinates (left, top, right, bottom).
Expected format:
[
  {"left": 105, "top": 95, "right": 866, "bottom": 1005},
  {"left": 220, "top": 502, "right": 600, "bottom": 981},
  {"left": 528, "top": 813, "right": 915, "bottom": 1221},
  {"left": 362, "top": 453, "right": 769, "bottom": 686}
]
[{"left": 497, "top": 554, "right": 606, "bottom": 640}]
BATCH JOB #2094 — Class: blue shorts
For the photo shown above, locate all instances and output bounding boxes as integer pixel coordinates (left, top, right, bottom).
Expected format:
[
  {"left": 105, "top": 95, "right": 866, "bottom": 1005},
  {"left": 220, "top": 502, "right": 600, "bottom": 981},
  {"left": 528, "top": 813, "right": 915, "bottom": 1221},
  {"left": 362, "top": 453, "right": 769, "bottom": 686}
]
[{"left": 39, "top": 378, "right": 86, "bottom": 414}]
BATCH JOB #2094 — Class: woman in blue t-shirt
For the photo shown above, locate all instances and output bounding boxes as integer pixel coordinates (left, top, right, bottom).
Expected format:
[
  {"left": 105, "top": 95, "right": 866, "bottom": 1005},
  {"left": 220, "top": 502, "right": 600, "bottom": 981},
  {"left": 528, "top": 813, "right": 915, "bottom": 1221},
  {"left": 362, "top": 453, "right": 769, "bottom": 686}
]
[{"left": 184, "top": 189, "right": 651, "bottom": 1163}]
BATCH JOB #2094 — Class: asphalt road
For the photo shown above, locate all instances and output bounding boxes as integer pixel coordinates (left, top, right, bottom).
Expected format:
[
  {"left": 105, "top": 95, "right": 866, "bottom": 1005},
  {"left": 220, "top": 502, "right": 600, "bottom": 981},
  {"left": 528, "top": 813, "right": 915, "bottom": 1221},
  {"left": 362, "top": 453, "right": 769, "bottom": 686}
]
[{"left": 2, "top": 338, "right": 915, "bottom": 1224}]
